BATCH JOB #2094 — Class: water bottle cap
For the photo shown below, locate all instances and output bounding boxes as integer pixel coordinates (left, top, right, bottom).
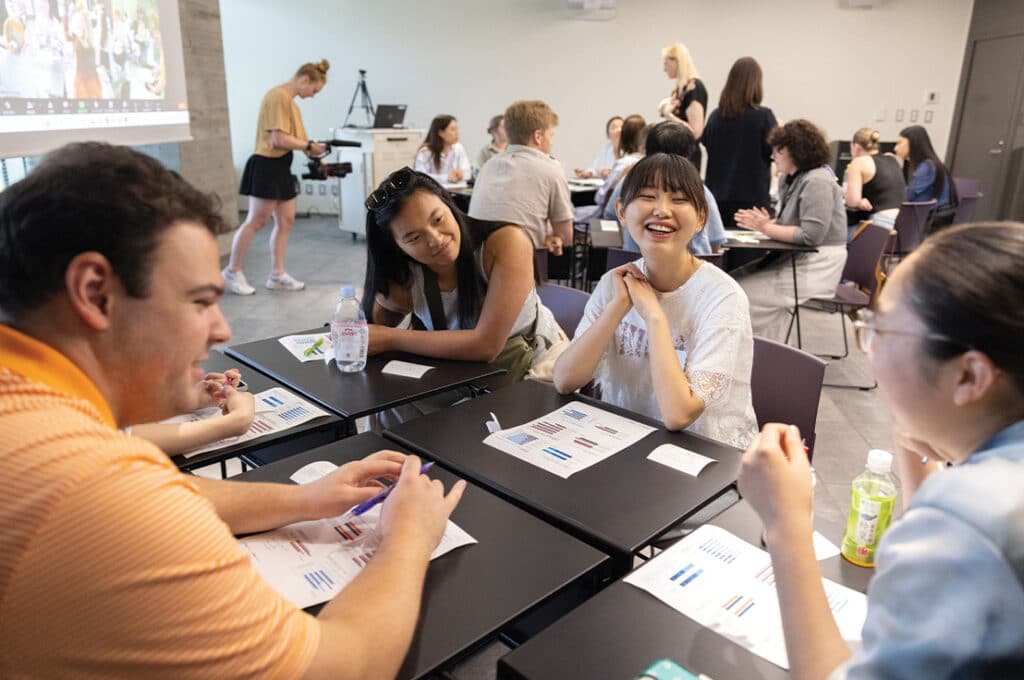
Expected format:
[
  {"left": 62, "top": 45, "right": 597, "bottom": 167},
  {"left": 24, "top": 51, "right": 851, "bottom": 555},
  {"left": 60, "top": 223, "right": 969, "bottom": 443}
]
[
  {"left": 340, "top": 285, "right": 355, "bottom": 298},
  {"left": 866, "top": 449, "right": 893, "bottom": 474}
]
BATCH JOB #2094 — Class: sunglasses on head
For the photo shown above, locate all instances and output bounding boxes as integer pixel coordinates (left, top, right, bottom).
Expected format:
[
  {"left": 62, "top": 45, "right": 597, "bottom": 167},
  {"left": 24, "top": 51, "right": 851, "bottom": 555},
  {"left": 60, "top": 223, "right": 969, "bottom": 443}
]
[{"left": 365, "top": 166, "right": 416, "bottom": 211}]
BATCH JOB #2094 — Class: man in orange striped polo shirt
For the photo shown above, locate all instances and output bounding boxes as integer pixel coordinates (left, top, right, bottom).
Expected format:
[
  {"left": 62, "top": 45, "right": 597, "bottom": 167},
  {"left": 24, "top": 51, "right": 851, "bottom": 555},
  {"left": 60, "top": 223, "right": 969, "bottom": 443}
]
[{"left": 0, "top": 143, "right": 465, "bottom": 679}]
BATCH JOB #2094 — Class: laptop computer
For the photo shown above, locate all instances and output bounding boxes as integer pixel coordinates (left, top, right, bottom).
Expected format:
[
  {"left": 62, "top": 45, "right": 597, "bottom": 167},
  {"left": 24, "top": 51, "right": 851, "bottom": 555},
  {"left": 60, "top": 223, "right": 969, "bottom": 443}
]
[
  {"left": 373, "top": 104, "right": 407, "bottom": 129},
  {"left": 588, "top": 218, "right": 623, "bottom": 248}
]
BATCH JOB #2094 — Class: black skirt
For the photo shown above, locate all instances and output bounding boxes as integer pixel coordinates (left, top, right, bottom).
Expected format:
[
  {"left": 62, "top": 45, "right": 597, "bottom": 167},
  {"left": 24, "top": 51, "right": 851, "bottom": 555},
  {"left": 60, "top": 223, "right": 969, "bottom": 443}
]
[{"left": 239, "top": 151, "right": 299, "bottom": 200}]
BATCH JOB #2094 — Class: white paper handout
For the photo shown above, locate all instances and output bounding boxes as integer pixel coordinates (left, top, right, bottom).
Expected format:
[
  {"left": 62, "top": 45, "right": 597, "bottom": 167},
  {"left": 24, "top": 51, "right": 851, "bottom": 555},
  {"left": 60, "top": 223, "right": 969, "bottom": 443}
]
[
  {"left": 728, "top": 230, "right": 771, "bottom": 244},
  {"left": 290, "top": 461, "right": 339, "bottom": 485},
  {"left": 624, "top": 525, "right": 867, "bottom": 670},
  {"left": 164, "top": 387, "right": 331, "bottom": 458},
  {"left": 240, "top": 504, "right": 476, "bottom": 609},
  {"left": 647, "top": 443, "right": 716, "bottom": 477},
  {"left": 381, "top": 360, "right": 435, "bottom": 379},
  {"left": 484, "top": 401, "right": 656, "bottom": 478},
  {"left": 278, "top": 333, "right": 332, "bottom": 362}
]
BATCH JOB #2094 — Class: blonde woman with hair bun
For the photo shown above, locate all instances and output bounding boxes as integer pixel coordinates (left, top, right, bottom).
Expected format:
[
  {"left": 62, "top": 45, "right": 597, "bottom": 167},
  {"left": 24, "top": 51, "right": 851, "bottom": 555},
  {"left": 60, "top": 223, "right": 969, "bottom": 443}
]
[
  {"left": 223, "top": 59, "right": 331, "bottom": 295},
  {"left": 845, "top": 126, "right": 906, "bottom": 239},
  {"left": 658, "top": 42, "right": 707, "bottom": 166}
]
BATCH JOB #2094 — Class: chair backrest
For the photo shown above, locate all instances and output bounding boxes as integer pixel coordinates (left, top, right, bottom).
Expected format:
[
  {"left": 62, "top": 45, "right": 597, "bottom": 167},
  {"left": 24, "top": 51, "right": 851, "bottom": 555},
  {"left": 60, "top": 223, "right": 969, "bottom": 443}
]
[
  {"left": 537, "top": 283, "right": 591, "bottom": 338},
  {"left": 751, "top": 336, "right": 828, "bottom": 459},
  {"left": 952, "top": 193, "right": 982, "bottom": 225},
  {"left": 842, "top": 223, "right": 892, "bottom": 302},
  {"left": 605, "top": 247, "right": 641, "bottom": 271},
  {"left": 893, "top": 200, "right": 937, "bottom": 255},
  {"left": 953, "top": 176, "right": 981, "bottom": 198}
]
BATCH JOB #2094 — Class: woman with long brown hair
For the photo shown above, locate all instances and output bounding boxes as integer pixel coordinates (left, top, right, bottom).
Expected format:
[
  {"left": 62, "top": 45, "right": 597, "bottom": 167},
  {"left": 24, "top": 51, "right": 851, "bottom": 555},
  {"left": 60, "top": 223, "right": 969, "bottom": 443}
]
[
  {"left": 414, "top": 114, "right": 471, "bottom": 185},
  {"left": 702, "top": 57, "right": 777, "bottom": 227}
]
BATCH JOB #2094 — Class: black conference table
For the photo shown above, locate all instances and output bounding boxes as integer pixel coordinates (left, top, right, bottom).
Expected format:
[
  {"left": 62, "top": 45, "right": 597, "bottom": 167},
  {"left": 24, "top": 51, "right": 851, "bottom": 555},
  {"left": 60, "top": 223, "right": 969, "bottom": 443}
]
[
  {"left": 498, "top": 500, "right": 873, "bottom": 680},
  {"left": 722, "top": 237, "right": 818, "bottom": 348},
  {"left": 385, "top": 379, "right": 743, "bottom": 573},
  {"left": 172, "top": 351, "right": 343, "bottom": 474},
  {"left": 233, "top": 432, "right": 610, "bottom": 680},
  {"left": 226, "top": 328, "right": 505, "bottom": 433}
]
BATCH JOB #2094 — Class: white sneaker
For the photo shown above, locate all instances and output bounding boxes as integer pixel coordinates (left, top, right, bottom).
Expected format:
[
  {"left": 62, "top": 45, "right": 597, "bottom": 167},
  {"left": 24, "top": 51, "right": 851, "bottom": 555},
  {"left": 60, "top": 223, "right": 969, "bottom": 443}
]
[
  {"left": 265, "top": 271, "right": 305, "bottom": 291},
  {"left": 222, "top": 267, "right": 255, "bottom": 295}
]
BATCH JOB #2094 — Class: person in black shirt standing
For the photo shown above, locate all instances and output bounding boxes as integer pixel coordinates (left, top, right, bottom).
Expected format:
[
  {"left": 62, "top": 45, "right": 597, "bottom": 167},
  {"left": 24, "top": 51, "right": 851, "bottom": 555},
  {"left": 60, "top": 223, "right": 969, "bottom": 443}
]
[
  {"left": 702, "top": 57, "right": 777, "bottom": 227},
  {"left": 658, "top": 43, "right": 707, "bottom": 168}
]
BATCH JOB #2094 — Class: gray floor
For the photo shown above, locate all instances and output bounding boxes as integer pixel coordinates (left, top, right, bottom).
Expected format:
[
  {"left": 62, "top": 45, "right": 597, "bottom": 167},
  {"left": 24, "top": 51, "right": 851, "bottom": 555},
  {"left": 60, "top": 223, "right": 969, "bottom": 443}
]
[{"left": 214, "top": 214, "right": 894, "bottom": 679}]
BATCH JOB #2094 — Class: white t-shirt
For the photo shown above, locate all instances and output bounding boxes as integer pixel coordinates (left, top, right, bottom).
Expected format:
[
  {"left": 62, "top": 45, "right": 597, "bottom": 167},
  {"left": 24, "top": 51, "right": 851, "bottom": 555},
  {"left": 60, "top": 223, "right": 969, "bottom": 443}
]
[
  {"left": 575, "top": 260, "right": 758, "bottom": 449},
  {"left": 414, "top": 143, "right": 472, "bottom": 184}
]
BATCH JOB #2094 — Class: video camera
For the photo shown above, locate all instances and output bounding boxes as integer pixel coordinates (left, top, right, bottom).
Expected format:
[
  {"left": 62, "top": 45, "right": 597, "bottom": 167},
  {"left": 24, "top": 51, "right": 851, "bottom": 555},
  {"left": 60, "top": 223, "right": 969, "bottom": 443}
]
[{"left": 301, "top": 139, "right": 362, "bottom": 181}]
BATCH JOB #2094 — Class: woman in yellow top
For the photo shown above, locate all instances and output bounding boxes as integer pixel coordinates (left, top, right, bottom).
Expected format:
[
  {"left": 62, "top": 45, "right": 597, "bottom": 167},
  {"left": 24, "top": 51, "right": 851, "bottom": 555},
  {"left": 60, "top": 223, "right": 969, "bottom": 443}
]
[{"left": 223, "top": 59, "right": 330, "bottom": 295}]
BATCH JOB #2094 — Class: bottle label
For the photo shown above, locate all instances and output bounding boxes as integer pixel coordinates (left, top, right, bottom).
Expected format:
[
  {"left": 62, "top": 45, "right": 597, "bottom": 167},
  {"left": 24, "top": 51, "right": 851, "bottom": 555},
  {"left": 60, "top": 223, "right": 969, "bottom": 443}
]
[
  {"left": 841, "top": 486, "right": 895, "bottom": 568},
  {"left": 331, "top": 321, "right": 366, "bottom": 363}
]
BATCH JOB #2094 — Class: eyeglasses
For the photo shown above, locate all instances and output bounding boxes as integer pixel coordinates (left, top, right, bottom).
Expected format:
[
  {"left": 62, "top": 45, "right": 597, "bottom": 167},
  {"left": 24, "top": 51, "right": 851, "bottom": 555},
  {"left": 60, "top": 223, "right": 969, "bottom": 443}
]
[
  {"left": 852, "top": 308, "right": 969, "bottom": 354},
  {"left": 365, "top": 166, "right": 415, "bottom": 211}
]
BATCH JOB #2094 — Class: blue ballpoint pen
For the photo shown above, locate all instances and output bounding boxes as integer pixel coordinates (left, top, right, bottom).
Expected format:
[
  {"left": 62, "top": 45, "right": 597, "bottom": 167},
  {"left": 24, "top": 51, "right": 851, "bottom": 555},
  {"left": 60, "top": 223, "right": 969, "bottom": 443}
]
[{"left": 348, "top": 461, "right": 435, "bottom": 517}]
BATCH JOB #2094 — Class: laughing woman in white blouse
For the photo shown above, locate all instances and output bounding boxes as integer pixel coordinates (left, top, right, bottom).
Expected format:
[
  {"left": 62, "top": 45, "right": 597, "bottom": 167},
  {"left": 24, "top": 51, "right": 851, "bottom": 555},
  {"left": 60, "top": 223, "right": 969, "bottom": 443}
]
[
  {"left": 414, "top": 115, "right": 472, "bottom": 184},
  {"left": 554, "top": 153, "right": 758, "bottom": 449}
]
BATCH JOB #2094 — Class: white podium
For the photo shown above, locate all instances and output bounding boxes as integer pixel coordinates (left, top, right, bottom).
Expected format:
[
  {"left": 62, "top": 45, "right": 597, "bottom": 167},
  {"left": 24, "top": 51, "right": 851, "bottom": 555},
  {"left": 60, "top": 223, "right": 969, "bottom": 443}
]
[{"left": 334, "top": 127, "right": 424, "bottom": 237}]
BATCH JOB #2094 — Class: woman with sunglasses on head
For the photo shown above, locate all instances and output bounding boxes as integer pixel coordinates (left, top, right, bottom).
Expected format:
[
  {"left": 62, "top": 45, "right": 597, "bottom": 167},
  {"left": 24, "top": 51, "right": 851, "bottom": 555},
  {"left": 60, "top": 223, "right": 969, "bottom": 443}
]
[
  {"left": 739, "top": 222, "right": 1024, "bottom": 680},
  {"left": 363, "top": 167, "right": 563, "bottom": 385}
]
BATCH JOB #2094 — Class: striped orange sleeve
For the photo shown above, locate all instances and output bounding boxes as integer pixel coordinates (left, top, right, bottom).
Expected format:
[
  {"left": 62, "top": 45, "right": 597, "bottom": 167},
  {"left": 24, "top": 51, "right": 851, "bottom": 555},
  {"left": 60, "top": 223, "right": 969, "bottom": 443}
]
[{"left": 3, "top": 451, "right": 320, "bottom": 680}]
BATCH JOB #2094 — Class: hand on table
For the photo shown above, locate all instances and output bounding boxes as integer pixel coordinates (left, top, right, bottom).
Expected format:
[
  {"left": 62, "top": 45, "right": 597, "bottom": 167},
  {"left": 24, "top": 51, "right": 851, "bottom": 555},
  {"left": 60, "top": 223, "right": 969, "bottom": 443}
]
[
  {"left": 738, "top": 423, "right": 814, "bottom": 538},
  {"left": 447, "top": 168, "right": 465, "bottom": 183},
  {"left": 574, "top": 168, "right": 594, "bottom": 179},
  {"left": 380, "top": 455, "right": 466, "bottom": 551},
  {"left": 366, "top": 323, "right": 394, "bottom": 356},
  {"left": 218, "top": 385, "right": 255, "bottom": 437},
  {"left": 304, "top": 449, "right": 408, "bottom": 519}
]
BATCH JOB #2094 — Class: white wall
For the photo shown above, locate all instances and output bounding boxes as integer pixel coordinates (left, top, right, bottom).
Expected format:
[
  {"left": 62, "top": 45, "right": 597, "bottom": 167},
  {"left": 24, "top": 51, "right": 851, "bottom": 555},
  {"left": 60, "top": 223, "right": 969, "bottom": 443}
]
[{"left": 220, "top": 0, "right": 973, "bottom": 194}]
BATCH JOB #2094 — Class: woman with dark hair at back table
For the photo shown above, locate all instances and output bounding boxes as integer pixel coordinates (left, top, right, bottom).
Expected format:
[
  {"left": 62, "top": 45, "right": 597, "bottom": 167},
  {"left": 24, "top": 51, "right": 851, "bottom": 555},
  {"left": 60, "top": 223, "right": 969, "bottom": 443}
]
[
  {"left": 732, "top": 119, "right": 848, "bottom": 341},
  {"left": 702, "top": 57, "right": 777, "bottom": 227},
  {"left": 362, "top": 168, "right": 563, "bottom": 389},
  {"left": 575, "top": 116, "right": 623, "bottom": 179},
  {"left": 414, "top": 115, "right": 472, "bottom": 185},
  {"left": 845, "top": 127, "right": 906, "bottom": 239},
  {"left": 658, "top": 42, "right": 707, "bottom": 168},
  {"left": 895, "top": 125, "right": 958, "bottom": 230},
  {"left": 739, "top": 221, "right": 1024, "bottom": 680},
  {"left": 592, "top": 114, "right": 646, "bottom": 214},
  {"left": 476, "top": 114, "right": 507, "bottom": 171},
  {"left": 223, "top": 59, "right": 331, "bottom": 295}
]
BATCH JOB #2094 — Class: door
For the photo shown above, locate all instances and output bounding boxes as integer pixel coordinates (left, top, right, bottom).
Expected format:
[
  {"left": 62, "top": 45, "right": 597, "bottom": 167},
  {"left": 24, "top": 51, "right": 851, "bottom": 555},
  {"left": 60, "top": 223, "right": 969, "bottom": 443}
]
[{"left": 949, "top": 34, "right": 1024, "bottom": 221}]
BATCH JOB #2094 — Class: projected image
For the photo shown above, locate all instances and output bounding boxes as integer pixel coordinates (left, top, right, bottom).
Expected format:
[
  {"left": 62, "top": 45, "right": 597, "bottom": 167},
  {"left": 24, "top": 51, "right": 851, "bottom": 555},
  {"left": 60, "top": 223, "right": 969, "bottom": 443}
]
[{"left": 0, "top": 0, "right": 167, "bottom": 101}]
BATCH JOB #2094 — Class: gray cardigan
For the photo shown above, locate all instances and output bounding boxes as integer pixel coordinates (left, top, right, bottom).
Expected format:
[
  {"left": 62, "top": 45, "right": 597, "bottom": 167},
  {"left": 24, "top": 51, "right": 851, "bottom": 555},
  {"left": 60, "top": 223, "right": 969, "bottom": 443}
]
[{"left": 776, "top": 166, "right": 847, "bottom": 247}]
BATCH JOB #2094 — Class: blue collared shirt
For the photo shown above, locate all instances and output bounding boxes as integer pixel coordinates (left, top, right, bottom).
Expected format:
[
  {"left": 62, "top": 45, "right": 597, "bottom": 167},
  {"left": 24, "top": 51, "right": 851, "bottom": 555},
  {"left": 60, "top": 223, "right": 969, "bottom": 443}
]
[{"left": 830, "top": 420, "right": 1024, "bottom": 679}]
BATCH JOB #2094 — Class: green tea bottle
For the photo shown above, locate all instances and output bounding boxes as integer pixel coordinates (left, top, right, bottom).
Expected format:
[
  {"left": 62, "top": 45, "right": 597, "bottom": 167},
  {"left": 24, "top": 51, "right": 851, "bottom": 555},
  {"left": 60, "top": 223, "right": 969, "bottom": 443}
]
[{"left": 841, "top": 449, "right": 898, "bottom": 567}]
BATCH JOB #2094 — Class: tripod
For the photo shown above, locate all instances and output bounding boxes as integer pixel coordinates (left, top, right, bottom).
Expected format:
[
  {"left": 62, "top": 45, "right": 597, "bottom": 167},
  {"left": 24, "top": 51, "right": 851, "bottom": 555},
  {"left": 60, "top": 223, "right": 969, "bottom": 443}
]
[{"left": 343, "top": 69, "right": 376, "bottom": 127}]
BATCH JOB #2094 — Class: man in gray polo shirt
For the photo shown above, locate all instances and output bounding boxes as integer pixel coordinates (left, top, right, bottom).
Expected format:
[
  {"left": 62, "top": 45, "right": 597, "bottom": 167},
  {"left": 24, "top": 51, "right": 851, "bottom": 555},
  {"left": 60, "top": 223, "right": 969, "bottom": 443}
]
[{"left": 469, "top": 100, "right": 574, "bottom": 256}]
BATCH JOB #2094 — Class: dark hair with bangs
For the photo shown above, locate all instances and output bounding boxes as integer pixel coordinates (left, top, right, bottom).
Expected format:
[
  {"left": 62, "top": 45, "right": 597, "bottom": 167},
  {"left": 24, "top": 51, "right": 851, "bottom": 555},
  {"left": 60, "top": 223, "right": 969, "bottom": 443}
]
[
  {"left": 0, "top": 142, "right": 223, "bottom": 322},
  {"left": 619, "top": 153, "right": 708, "bottom": 226},
  {"left": 905, "top": 221, "right": 1024, "bottom": 394},
  {"left": 767, "top": 119, "right": 831, "bottom": 172},
  {"left": 362, "top": 169, "right": 487, "bottom": 329}
]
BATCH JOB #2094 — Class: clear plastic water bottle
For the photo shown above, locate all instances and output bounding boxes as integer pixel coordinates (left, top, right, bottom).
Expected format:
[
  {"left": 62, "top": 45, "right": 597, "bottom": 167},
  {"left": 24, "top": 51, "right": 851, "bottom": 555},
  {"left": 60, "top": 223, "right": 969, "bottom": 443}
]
[
  {"left": 840, "top": 449, "right": 898, "bottom": 567},
  {"left": 331, "top": 285, "right": 367, "bottom": 372}
]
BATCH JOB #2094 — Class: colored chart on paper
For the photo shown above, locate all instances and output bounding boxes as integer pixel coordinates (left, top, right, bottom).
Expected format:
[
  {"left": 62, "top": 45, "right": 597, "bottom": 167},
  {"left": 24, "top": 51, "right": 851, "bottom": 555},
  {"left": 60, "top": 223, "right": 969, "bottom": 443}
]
[
  {"left": 240, "top": 503, "right": 476, "bottom": 609},
  {"left": 625, "top": 525, "right": 867, "bottom": 670},
  {"left": 161, "top": 387, "right": 331, "bottom": 458},
  {"left": 278, "top": 333, "right": 333, "bottom": 362},
  {"left": 483, "top": 400, "right": 656, "bottom": 478}
]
